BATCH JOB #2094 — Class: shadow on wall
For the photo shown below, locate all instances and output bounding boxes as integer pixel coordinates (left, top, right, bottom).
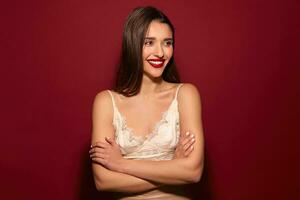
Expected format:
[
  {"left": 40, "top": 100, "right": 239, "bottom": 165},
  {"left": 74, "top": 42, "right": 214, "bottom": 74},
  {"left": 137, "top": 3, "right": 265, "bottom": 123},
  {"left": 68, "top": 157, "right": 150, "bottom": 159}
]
[
  {"left": 191, "top": 151, "right": 212, "bottom": 200},
  {"left": 78, "top": 143, "right": 212, "bottom": 200},
  {"left": 78, "top": 143, "right": 115, "bottom": 199}
]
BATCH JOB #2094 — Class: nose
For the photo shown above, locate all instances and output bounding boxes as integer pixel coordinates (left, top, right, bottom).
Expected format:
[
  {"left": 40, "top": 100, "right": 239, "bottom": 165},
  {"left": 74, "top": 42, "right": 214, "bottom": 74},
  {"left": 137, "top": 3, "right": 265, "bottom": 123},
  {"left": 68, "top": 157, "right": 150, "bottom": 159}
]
[{"left": 154, "top": 43, "right": 164, "bottom": 58}]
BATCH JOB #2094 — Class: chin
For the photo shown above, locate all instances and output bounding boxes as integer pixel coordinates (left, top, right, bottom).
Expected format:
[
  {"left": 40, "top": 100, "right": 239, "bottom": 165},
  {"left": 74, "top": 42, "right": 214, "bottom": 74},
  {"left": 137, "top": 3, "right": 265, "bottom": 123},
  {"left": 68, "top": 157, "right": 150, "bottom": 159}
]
[
  {"left": 144, "top": 66, "right": 166, "bottom": 78},
  {"left": 144, "top": 71, "right": 163, "bottom": 79},
  {"left": 144, "top": 71, "right": 164, "bottom": 80}
]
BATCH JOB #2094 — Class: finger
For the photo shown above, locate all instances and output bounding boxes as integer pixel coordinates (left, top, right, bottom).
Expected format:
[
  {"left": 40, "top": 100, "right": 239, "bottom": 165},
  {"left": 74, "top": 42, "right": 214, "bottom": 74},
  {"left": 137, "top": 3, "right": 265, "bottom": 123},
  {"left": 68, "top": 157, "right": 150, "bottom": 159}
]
[
  {"left": 91, "top": 157, "right": 107, "bottom": 165},
  {"left": 89, "top": 147, "right": 102, "bottom": 155},
  {"left": 92, "top": 141, "right": 110, "bottom": 149},
  {"left": 183, "top": 137, "right": 195, "bottom": 151},
  {"left": 90, "top": 152, "right": 107, "bottom": 159},
  {"left": 181, "top": 135, "right": 192, "bottom": 146},
  {"left": 179, "top": 133, "right": 189, "bottom": 146},
  {"left": 89, "top": 147, "right": 96, "bottom": 154},
  {"left": 185, "top": 131, "right": 190, "bottom": 137},
  {"left": 184, "top": 145, "right": 194, "bottom": 156},
  {"left": 91, "top": 141, "right": 104, "bottom": 148},
  {"left": 179, "top": 131, "right": 190, "bottom": 141},
  {"left": 89, "top": 147, "right": 106, "bottom": 154},
  {"left": 181, "top": 133, "right": 195, "bottom": 147},
  {"left": 105, "top": 137, "right": 116, "bottom": 146}
]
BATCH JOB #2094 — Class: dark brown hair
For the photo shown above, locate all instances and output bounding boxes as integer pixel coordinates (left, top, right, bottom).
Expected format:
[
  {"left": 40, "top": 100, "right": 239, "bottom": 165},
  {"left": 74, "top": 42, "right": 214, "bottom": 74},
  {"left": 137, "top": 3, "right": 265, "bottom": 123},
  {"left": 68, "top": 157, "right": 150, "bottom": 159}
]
[{"left": 113, "top": 6, "right": 180, "bottom": 97}]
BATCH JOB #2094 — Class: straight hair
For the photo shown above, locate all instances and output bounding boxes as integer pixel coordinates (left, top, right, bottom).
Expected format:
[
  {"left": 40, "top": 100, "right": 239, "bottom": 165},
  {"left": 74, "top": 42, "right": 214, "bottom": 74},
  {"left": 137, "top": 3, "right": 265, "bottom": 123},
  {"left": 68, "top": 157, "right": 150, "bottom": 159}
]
[{"left": 113, "top": 6, "right": 180, "bottom": 97}]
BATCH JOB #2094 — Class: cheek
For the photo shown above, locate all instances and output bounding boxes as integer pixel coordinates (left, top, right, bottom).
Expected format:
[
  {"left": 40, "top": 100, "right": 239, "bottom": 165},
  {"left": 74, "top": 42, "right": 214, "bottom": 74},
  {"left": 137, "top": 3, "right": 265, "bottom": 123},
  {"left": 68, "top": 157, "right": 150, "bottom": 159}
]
[
  {"left": 165, "top": 47, "right": 173, "bottom": 57},
  {"left": 142, "top": 48, "right": 151, "bottom": 59}
]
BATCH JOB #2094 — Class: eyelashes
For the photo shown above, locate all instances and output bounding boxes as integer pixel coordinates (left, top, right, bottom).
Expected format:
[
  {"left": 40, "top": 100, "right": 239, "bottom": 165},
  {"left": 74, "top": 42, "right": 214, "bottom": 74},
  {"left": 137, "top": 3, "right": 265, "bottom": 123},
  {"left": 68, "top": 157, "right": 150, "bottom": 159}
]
[
  {"left": 144, "top": 40, "right": 173, "bottom": 47},
  {"left": 144, "top": 40, "right": 153, "bottom": 46},
  {"left": 165, "top": 41, "right": 173, "bottom": 46}
]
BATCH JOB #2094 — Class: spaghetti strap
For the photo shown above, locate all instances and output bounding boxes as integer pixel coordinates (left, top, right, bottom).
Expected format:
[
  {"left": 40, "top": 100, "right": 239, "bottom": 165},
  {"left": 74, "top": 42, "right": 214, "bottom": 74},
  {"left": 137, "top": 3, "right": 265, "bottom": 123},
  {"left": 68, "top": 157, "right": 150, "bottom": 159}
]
[
  {"left": 175, "top": 83, "right": 184, "bottom": 100},
  {"left": 107, "top": 90, "right": 116, "bottom": 108}
]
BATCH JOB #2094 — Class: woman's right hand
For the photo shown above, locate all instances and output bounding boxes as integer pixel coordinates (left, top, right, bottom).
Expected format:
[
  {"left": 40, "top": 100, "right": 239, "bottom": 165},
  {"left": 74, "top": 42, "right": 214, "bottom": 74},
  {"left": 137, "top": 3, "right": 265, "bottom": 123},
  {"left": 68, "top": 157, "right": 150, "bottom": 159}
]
[{"left": 173, "top": 131, "right": 195, "bottom": 159}]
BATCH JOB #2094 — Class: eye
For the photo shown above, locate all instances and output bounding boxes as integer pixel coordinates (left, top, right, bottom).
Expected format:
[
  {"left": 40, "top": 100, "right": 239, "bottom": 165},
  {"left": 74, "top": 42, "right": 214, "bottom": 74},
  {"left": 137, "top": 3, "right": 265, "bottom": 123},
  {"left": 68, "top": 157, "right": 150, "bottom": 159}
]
[
  {"left": 164, "top": 40, "right": 173, "bottom": 46},
  {"left": 144, "top": 40, "right": 153, "bottom": 46}
]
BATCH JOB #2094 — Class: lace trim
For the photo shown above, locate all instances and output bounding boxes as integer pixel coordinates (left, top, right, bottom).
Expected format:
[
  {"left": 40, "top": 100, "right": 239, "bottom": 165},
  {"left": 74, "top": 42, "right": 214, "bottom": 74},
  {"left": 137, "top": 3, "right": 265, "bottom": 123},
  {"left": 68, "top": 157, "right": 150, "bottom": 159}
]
[
  {"left": 124, "top": 149, "right": 174, "bottom": 160},
  {"left": 115, "top": 99, "right": 176, "bottom": 143}
]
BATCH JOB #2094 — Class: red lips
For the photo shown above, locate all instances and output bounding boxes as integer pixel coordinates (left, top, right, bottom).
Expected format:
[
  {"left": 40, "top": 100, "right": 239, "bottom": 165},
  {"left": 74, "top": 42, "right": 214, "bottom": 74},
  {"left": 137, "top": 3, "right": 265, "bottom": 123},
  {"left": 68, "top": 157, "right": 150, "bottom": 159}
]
[{"left": 147, "top": 59, "right": 165, "bottom": 68}]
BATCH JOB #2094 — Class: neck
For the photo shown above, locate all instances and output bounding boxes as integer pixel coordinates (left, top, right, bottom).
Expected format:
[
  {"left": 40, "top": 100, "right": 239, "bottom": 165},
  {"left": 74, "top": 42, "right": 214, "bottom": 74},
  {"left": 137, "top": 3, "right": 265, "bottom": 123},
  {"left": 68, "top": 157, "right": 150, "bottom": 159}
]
[{"left": 139, "top": 74, "right": 165, "bottom": 96}]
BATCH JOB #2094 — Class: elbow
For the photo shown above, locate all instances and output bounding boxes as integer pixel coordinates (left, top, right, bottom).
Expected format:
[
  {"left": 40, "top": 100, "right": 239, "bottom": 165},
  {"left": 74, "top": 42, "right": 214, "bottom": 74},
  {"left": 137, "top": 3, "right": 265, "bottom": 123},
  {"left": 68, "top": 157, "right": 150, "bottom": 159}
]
[
  {"left": 94, "top": 179, "right": 110, "bottom": 192},
  {"left": 92, "top": 166, "right": 114, "bottom": 191},
  {"left": 95, "top": 180, "right": 104, "bottom": 191},
  {"left": 189, "top": 163, "right": 204, "bottom": 183},
  {"left": 191, "top": 169, "right": 202, "bottom": 183},
  {"left": 186, "top": 170, "right": 201, "bottom": 184}
]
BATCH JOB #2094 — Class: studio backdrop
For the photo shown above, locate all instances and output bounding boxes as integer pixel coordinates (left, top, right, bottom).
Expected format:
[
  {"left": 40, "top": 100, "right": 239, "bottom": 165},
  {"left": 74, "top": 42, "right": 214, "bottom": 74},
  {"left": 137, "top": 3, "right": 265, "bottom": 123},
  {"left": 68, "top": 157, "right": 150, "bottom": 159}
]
[{"left": 1, "top": 0, "right": 299, "bottom": 200}]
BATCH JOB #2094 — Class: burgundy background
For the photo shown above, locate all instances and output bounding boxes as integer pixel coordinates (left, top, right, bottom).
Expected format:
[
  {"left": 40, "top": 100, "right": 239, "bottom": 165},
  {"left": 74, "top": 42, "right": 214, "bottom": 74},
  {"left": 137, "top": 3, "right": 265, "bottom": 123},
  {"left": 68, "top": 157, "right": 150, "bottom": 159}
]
[{"left": 1, "top": 0, "right": 299, "bottom": 199}]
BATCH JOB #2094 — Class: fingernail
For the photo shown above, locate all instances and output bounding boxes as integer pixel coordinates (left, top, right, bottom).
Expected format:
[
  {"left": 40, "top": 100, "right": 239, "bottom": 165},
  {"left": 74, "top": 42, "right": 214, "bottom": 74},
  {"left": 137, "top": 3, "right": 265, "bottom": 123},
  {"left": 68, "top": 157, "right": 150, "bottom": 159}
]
[{"left": 186, "top": 131, "right": 190, "bottom": 135}]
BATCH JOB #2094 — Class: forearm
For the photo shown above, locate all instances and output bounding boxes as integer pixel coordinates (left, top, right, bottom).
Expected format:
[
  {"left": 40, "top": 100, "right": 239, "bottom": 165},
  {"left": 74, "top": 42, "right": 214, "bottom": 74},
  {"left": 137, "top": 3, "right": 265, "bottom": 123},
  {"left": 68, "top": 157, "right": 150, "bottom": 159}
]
[
  {"left": 92, "top": 163, "right": 161, "bottom": 193},
  {"left": 119, "top": 158, "right": 203, "bottom": 185}
]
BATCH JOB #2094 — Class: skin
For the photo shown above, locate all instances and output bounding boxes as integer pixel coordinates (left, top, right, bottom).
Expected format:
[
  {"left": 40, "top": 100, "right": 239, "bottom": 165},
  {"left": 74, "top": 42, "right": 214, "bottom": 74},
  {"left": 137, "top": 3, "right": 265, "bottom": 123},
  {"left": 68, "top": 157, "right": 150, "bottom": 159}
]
[
  {"left": 142, "top": 20, "right": 173, "bottom": 81},
  {"left": 90, "top": 20, "right": 204, "bottom": 192}
]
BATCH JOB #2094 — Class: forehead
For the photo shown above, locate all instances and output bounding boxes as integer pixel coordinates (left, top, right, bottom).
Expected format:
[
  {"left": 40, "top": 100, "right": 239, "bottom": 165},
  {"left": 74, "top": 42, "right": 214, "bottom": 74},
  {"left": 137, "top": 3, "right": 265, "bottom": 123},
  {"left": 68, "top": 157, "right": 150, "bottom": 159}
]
[{"left": 145, "top": 20, "right": 173, "bottom": 38}]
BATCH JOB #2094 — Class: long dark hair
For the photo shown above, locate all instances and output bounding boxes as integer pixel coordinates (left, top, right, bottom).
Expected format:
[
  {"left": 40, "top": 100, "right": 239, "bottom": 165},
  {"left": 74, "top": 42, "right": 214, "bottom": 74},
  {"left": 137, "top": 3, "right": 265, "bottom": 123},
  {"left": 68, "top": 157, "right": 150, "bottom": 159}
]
[{"left": 113, "top": 6, "right": 180, "bottom": 97}]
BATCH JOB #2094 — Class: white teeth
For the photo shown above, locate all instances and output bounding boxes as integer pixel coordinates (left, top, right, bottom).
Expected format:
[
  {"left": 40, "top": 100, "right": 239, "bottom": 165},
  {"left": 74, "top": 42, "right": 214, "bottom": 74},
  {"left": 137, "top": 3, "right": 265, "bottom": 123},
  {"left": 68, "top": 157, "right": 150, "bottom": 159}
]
[{"left": 148, "top": 61, "right": 163, "bottom": 65}]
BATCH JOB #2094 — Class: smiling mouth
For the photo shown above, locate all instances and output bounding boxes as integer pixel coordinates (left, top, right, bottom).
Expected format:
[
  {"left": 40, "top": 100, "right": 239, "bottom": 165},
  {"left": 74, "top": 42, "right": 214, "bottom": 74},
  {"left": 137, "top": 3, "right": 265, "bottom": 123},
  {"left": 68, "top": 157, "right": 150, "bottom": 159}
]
[{"left": 147, "top": 59, "right": 165, "bottom": 68}]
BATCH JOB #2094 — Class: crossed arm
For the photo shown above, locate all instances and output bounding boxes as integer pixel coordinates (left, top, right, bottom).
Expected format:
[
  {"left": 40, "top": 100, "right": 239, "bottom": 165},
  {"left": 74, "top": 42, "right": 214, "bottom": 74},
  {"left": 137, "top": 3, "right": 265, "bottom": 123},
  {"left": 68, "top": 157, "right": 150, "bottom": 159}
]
[
  {"left": 90, "top": 83, "right": 204, "bottom": 192},
  {"left": 90, "top": 90, "right": 162, "bottom": 193},
  {"left": 91, "top": 160, "right": 161, "bottom": 193}
]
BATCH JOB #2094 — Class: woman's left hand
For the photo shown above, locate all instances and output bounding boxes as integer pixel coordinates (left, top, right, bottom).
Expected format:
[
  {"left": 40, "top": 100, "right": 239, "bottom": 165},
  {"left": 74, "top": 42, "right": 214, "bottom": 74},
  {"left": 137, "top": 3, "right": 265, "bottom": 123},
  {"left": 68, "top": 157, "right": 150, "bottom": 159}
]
[
  {"left": 173, "top": 131, "right": 195, "bottom": 159},
  {"left": 89, "top": 137, "right": 124, "bottom": 172}
]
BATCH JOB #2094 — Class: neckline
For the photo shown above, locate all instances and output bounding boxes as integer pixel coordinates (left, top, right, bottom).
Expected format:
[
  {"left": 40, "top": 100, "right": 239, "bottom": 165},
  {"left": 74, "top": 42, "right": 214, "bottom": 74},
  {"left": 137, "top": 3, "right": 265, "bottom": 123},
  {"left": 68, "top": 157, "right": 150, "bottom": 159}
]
[{"left": 114, "top": 98, "right": 177, "bottom": 141}]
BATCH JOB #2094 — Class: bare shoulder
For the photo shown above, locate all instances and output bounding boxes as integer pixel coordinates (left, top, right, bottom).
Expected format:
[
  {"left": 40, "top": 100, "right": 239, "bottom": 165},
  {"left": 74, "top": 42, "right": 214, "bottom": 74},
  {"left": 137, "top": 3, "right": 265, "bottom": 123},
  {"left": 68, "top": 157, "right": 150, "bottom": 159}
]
[
  {"left": 91, "top": 89, "right": 115, "bottom": 142},
  {"left": 178, "top": 83, "right": 201, "bottom": 103},
  {"left": 92, "top": 89, "right": 113, "bottom": 116},
  {"left": 94, "top": 89, "right": 110, "bottom": 102}
]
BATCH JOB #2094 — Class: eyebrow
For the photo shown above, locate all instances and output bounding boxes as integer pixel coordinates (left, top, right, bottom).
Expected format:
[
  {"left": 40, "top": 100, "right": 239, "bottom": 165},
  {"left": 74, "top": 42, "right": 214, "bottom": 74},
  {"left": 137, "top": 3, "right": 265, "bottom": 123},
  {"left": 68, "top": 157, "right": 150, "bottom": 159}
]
[{"left": 144, "top": 37, "right": 173, "bottom": 41}]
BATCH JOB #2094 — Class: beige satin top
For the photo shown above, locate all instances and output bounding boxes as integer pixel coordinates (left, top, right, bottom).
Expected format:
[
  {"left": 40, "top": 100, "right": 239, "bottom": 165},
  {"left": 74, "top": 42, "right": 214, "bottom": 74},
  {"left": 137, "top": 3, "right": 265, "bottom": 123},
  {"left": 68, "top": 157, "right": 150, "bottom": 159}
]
[{"left": 107, "top": 84, "right": 192, "bottom": 200}]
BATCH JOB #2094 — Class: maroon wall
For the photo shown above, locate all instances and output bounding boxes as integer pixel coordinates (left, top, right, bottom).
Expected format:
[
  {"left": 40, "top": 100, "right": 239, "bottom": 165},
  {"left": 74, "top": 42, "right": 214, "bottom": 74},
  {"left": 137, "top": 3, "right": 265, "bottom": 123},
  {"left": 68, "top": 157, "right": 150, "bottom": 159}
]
[{"left": 1, "top": 0, "right": 299, "bottom": 199}]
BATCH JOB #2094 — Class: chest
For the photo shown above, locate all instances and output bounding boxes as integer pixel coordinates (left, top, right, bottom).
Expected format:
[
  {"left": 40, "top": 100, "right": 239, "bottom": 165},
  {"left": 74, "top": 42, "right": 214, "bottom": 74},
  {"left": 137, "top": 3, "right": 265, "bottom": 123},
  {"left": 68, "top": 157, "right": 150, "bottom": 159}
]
[
  {"left": 113, "top": 104, "right": 180, "bottom": 157},
  {"left": 115, "top": 98, "right": 176, "bottom": 138}
]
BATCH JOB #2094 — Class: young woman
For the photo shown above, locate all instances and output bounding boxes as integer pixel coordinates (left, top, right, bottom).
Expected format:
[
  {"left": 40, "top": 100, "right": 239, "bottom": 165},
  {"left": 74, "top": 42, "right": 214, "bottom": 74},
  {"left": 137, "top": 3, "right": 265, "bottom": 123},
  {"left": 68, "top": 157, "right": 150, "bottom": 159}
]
[{"left": 89, "top": 6, "right": 205, "bottom": 199}]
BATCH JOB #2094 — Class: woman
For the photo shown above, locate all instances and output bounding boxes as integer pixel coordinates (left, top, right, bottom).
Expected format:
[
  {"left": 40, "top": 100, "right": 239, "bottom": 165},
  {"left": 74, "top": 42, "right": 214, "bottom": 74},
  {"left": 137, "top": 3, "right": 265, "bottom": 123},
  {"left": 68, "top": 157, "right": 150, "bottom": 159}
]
[{"left": 89, "top": 6, "right": 205, "bottom": 199}]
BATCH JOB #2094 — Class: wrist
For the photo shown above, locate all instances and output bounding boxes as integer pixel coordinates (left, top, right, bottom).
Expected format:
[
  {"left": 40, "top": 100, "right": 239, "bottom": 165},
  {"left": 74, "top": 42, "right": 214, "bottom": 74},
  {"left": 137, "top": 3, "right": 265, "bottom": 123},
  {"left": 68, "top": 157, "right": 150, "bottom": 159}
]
[{"left": 117, "top": 158, "right": 128, "bottom": 173}]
